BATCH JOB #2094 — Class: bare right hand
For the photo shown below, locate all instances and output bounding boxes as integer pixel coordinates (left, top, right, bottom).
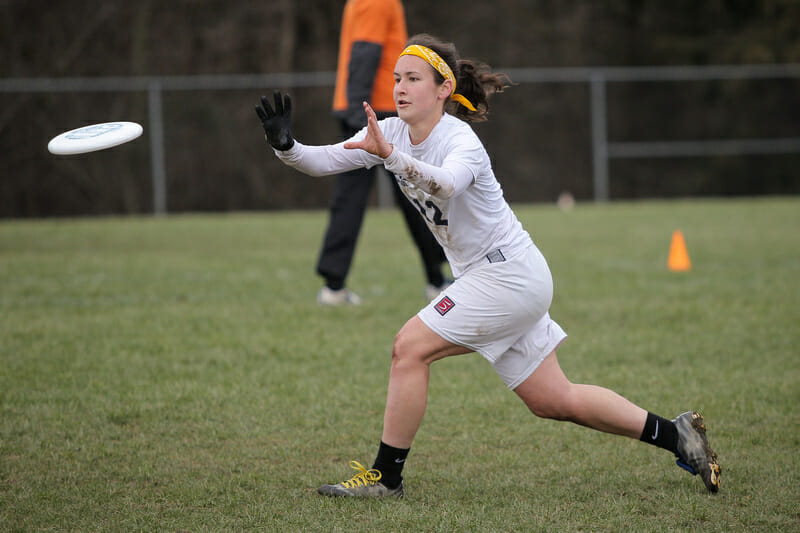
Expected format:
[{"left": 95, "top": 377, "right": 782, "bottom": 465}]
[{"left": 343, "top": 102, "right": 393, "bottom": 159}]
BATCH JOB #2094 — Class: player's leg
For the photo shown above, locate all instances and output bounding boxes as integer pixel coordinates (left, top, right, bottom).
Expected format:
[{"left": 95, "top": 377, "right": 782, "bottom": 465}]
[
  {"left": 513, "top": 350, "right": 720, "bottom": 492},
  {"left": 382, "top": 316, "right": 470, "bottom": 447},
  {"left": 512, "top": 351, "right": 647, "bottom": 437},
  {"left": 318, "top": 316, "right": 469, "bottom": 498}
]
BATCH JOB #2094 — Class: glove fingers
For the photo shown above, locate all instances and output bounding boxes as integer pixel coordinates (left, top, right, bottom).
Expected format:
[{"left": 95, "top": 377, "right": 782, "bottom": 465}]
[
  {"left": 260, "top": 95, "right": 275, "bottom": 118},
  {"left": 283, "top": 93, "right": 292, "bottom": 117},
  {"left": 254, "top": 105, "right": 268, "bottom": 122},
  {"left": 273, "top": 90, "right": 284, "bottom": 116}
]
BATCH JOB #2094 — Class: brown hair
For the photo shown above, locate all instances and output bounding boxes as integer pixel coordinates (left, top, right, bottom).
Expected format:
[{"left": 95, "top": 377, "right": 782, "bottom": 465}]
[{"left": 406, "top": 33, "right": 510, "bottom": 122}]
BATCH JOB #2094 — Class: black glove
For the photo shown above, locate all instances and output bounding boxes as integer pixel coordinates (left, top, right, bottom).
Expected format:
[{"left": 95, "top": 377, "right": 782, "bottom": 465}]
[{"left": 255, "top": 91, "right": 294, "bottom": 151}]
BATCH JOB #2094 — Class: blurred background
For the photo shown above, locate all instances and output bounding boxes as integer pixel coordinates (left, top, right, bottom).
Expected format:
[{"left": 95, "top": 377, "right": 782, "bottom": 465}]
[{"left": 1, "top": 0, "right": 799, "bottom": 218}]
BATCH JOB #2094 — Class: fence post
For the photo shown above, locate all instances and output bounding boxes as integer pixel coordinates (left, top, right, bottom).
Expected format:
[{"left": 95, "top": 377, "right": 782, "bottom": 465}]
[
  {"left": 590, "top": 72, "right": 609, "bottom": 202},
  {"left": 148, "top": 79, "right": 167, "bottom": 215},
  {"left": 374, "top": 166, "right": 394, "bottom": 208}
]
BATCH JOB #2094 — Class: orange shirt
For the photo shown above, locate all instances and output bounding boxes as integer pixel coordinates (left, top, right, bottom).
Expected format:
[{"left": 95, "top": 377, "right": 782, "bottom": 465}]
[{"left": 333, "top": 0, "right": 407, "bottom": 113}]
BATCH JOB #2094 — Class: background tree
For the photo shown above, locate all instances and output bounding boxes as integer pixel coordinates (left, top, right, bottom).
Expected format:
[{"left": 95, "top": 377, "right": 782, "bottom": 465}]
[{"left": 1, "top": 0, "right": 797, "bottom": 217}]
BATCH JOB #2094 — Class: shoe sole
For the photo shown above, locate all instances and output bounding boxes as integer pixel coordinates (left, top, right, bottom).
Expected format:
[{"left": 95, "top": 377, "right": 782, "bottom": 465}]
[
  {"left": 317, "top": 484, "right": 404, "bottom": 499},
  {"left": 690, "top": 412, "right": 722, "bottom": 492}
]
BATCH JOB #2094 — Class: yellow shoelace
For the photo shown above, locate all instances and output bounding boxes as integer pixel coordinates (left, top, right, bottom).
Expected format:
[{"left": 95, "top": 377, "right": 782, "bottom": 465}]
[{"left": 340, "top": 461, "right": 382, "bottom": 489}]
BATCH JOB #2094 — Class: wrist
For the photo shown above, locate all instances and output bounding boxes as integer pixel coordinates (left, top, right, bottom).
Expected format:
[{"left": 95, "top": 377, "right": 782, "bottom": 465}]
[
  {"left": 381, "top": 143, "right": 394, "bottom": 159},
  {"left": 277, "top": 138, "right": 295, "bottom": 151},
  {"left": 266, "top": 133, "right": 294, "bottom": 151}
]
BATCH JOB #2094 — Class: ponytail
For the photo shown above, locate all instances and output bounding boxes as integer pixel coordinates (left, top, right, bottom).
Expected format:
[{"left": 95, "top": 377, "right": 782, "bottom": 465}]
[
  {"left": 406, "top": 33, "right": 510, "bottom": 123},
  {"left": 451, "top": 60, "right": 510, "bottom": 122}
]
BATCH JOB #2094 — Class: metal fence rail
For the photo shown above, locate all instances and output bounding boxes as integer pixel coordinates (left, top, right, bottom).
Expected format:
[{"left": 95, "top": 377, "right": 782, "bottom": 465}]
[
  {"left": 504, "top": 63, "right": 800, "bottom": 201},
  {"left": 3, "top": 63, "right": 799, "bottom": 212}
]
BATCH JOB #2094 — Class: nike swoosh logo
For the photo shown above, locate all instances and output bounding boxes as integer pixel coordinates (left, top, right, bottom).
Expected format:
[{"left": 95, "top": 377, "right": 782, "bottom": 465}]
[
  {"left": 394, "top": 458, "right": 406, "bottom": 463},
  {"left": 652, "top": 420, "right": 659, "bottom": 440}
]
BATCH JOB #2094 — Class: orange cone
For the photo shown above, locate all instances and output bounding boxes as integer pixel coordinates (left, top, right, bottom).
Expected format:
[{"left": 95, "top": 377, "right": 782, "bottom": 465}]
[{"left": 668, "top": 230, "right": 691, "bottom": 272}]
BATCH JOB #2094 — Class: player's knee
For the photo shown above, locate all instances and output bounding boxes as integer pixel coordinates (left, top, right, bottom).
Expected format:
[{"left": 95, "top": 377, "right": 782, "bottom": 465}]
[
  {"left": 391, "top": 330, "right": 425, "bottom": 368},
  {"left": 528, "top": 403, "right": 569, "bottom": 421},
  {"left": 390, "top": 331, "right": 412, "bottom": 364},
  {"left": 526, "top": 388, "right": 579, "bottom": 422}
]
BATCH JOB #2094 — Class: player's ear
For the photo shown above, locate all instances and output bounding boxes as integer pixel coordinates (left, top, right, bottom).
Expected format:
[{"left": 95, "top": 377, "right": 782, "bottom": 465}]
[{"left": 438, "top": 79, "right": 454, "bottom": 101}]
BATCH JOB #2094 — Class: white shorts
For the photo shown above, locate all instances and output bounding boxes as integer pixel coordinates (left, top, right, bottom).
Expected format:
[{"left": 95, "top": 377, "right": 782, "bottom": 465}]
[{"left": 418, "top": 244, "right": 567, "bottom": 389}]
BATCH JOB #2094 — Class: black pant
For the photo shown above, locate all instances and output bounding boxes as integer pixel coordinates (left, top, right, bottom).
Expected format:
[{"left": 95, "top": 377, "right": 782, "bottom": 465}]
[{"left": 315, "top": 121, "right": 446, "bottom": 289}]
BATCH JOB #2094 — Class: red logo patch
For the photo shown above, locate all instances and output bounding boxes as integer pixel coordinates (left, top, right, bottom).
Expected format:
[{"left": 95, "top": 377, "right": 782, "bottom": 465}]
[{"left": 434, "top": 296, "right": 455, "bottom": 316}]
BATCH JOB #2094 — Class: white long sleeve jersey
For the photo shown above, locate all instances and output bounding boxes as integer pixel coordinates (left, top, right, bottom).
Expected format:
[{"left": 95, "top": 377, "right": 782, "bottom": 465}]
[{"left": 276, "top": 113, "right": 533, "bottom": 277}]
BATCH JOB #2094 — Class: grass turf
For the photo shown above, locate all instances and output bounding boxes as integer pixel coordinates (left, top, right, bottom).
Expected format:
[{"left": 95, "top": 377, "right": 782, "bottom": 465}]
[{"left": 1, "top": 198, "right": 798, "bottom": 531}]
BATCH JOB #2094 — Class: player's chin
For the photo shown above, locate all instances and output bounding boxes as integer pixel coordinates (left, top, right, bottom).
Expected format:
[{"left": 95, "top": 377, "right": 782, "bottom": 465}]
[{"left": 396, "top": 105, "right": 413, "bottom": 122}]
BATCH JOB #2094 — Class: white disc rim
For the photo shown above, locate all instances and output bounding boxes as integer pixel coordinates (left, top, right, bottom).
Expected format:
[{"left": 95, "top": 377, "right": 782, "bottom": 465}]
[{"left": 48, "top": 121, "right": 143, "bottom": 155}]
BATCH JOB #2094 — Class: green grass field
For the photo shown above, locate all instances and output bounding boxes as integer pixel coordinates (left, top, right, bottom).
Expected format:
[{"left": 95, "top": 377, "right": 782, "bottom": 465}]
[{"left": 1, "top": 198, "right": 798, "bottom": 531}]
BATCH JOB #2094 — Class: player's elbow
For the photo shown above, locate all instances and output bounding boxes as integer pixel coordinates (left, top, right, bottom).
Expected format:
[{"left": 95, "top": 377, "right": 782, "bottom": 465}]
[{"left": 426, "top": 180, "right": 455, "bottom": 200}]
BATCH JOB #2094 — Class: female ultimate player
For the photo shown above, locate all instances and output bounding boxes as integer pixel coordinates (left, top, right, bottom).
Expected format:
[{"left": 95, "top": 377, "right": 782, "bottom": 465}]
[{"left": 255, "top": 33, "right": 721, "bottom": 498}]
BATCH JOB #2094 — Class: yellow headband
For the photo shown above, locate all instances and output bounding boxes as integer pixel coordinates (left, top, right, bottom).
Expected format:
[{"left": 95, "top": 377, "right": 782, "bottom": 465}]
[{"left": 399, "top": 44, "right": 477, "bottom": 112}]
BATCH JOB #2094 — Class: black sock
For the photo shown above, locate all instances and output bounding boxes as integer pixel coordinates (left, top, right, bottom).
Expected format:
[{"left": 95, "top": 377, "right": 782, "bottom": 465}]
[
  {"left": 372, "top": 441, "right": 409, "bottom": 489},
  {"left": 639, "top": 412, "right": 679, "bottom": 454}
]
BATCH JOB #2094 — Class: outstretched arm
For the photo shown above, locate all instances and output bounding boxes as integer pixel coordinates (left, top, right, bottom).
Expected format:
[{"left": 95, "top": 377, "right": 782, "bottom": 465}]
[
  {"left": 255, "top": 92, "right": 380, "bottom": 176},
  {"left": 345, "top": 102, "right": 473, "bottom": 199},
  {"left": 343, "top": 102, "right": 393, "bottom": 158}
]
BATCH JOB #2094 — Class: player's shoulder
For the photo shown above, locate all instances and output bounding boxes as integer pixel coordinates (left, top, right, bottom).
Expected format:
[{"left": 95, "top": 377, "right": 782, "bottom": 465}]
[
  {"left": 438, "top": 114, "right": 483, "bottom": 146},
  {"left": 439, "top": 113, "right": 476, "bottom": 132}
]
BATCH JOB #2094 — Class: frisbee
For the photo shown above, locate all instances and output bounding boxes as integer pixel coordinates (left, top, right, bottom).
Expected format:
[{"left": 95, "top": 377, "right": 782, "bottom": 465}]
[{"left": 48, "top": 121, "right": 143, "bottom": 155}]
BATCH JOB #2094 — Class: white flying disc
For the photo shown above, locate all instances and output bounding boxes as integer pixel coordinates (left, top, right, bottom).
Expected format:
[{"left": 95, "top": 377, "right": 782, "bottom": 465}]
[{"left": 48, "top": 121, "right": 143, "bottom": 155}]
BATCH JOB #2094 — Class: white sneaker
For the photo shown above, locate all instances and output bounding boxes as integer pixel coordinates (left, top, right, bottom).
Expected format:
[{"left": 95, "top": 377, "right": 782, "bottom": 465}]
[
  {"left": 425, "top": 280, "right": 452, "bottom": 301},
  {"left": 317, "top": 286, "right": 362, "bottom": 306}
]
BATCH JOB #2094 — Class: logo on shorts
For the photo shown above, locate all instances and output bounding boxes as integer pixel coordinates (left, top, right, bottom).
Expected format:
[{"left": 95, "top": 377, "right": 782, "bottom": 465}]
[{"left": 435, "top": 296, "right": 455, "bottom": 316}]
